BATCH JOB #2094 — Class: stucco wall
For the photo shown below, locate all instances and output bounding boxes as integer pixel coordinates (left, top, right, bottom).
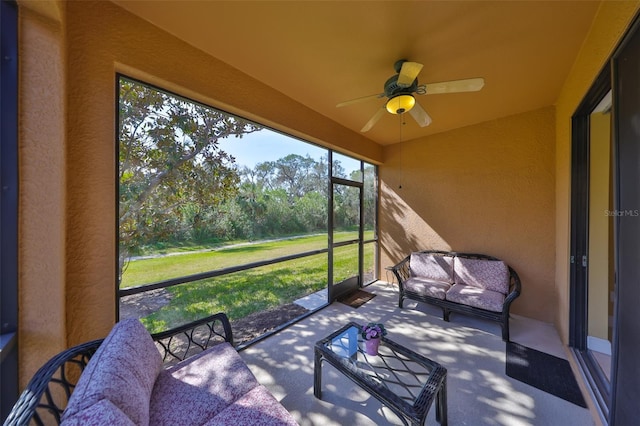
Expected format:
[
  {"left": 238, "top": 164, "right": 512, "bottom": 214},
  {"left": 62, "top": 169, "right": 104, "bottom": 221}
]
[
  {"left": 379, "top": 107, "right": 556, "bottom": 322},
  {"left": 18, "top": 2, "right": 67, "bottom": 388},
  {"left": 554, "top": 0, "right": 640, "bottom": 344}
]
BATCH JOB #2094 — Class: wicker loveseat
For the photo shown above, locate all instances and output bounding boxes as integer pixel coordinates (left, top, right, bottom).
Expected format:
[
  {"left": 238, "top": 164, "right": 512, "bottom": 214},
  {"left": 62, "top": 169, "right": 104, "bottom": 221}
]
[
  {"left": 4, "top": 313, "right": 298, "bottom": 426},
  {"left": 391, "top": 250, "right": 521, "bottom": 341}
]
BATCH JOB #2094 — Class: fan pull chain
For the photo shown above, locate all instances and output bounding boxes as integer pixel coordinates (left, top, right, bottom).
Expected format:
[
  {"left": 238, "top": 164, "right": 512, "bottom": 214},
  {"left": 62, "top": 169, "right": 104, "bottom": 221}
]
[{"left": 398, "top": 114, "right": 405, "bottom": 189}]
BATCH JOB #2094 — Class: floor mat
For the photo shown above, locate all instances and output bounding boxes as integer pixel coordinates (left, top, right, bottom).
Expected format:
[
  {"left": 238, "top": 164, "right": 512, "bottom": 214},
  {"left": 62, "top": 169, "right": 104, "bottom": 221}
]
[
  {"left": 337, "top": 289, "right": 376, "bottom": 308},
  {"left": 506, "top": 342, "right": 587, "bottom": 408}
]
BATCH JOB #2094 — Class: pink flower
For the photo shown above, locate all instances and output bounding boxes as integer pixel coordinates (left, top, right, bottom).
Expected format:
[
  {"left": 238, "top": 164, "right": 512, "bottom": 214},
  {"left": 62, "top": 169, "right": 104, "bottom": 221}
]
[{"left": 361, "top": 322, "right": 387, "bottom": 340}]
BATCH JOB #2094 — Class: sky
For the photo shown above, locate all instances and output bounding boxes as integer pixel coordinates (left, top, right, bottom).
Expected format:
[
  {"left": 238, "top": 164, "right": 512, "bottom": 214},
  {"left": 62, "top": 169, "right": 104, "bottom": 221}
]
[
  {"left": 217, "top": 128, "right": 327, "bottom": 168},
  {"left": 217, "top": 128, "right": 365, "bottom": 177}
]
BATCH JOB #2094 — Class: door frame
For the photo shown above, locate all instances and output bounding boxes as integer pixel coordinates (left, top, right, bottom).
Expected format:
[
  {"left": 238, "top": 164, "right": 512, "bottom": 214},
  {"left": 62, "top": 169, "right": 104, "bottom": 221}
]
[
  {"left": 569, "top": 63, "right": 612, "bottom": 420},
  {"left": 609, "top": 12, "right": 640, "bottom": 425},
  {"left": 570, "top": 10, "right": 640, "bottom": 424},
  {"left": 327, "top": 151, "right": 365, "bottom": 302}
]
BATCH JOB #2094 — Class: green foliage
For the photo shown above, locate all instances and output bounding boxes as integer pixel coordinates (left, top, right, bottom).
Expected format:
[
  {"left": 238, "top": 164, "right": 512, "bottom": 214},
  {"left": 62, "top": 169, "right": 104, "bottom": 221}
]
[
  {"left": 118, "top": 78, "right": 378, "bottom": 295},
  {"left": 118, "top": 77, "right": 260, "bottom": 278},
  {"left": 295, "top": 192, "right": 327, "bottom": 231}
]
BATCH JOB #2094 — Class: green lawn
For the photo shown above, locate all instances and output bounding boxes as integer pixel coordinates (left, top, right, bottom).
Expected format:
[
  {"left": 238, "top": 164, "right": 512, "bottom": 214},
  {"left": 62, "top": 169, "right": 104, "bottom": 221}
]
[
  {"left": 122, "top": 232, "right": 375, "bottom": 333},
  {"left": 121, "top": 233, "right": 329, "bottom": 288}
]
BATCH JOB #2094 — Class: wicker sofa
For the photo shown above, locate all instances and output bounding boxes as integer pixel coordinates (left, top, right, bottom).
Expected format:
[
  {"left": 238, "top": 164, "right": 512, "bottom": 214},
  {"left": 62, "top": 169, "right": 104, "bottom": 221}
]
[
  {"left": 391, "top": 250, "right": 521, "bottom": 341},
  {"left": 4, "top": 313, "right": 298, "bottom": 426}
]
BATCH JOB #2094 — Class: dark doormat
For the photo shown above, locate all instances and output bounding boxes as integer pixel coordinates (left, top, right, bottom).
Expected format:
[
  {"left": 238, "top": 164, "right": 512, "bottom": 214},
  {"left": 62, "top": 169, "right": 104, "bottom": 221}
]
[
  {"left": 338, "top": 289, "right": 376, "bottom": 308},
  {"left": 506, "top": 342, "right": 587, "bottom": 408}
]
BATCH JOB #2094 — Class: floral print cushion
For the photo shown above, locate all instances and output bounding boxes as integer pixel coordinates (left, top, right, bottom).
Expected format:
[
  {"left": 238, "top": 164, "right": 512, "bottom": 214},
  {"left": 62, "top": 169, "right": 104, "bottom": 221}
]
[
  {"left": 445, "top": 284, "right": 505, "bottom": 312},
  {"left": 61, "top": 319, "right": 163, "bottom": 426},
  {"left": 409, "top": 253, "right": 454, "bottom": 283},
  {"left": 204, "top": 385, "right": 299, "bottom": 426},
  {"left": 60, "top": 321, "right": 298, "bottom": 426},
  {"left": 453, "top": 257, "right": 510, "bottom": 295},
  {"left": 404, "top": 277, "right": 451, "bottom": 300},
  {"left": 61, "top": 399, "right": 135, "bottom": 426},
  {"left": 149, "top": 342, "right": 260, "bottom": 425}
]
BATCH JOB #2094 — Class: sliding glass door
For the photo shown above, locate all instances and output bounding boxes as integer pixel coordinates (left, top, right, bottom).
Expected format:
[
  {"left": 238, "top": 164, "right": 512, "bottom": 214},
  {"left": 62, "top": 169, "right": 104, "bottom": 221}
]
[
  {"left": 570, "top": 67, "right": 613, "bottom": 418},
  {"left": 570, "top": 16, "right": 640, "bottom": 422}
]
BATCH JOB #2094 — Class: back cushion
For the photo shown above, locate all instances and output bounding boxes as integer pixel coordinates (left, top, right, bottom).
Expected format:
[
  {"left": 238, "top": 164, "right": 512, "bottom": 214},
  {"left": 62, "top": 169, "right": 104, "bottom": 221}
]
[
  {"left": 61, "top": 319, "right": 163, "bottom": 426},
  {"left": 409, "top": 252, "right": 454, "bottom": 283},
  {"left": 454, "top": 257, "right": 510, "bottom": 294}
]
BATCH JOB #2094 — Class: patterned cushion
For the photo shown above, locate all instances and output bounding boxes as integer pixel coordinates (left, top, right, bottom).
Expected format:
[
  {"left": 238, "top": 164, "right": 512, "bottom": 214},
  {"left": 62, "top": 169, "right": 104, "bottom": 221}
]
[
  {"left": 404, "top": 277, "right": 451, "bottom": 300},
  {"left": 453, "top": 257, "right": 510, "bottom": 294},
  {"left": 204, "top": 385, "right": 299, "bottom": 426},
  {"left": 445, "top": 284, "right": 505, "bottom": 312},
  {"left": 149, "top": 342, "right": 260, "bottom": 425},
  {"left": 62, "top": 319, "right": 163, "bottom": 426},
  {"left": 61, "top": 399, "right": 135, "bottom": 426},
  {"left": 409, "top": 253, "right": 454, "bottom": 283}
]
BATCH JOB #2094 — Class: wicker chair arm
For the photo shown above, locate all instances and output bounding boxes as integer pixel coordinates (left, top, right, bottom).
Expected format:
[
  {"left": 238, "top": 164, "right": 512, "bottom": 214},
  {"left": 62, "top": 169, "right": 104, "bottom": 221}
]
[
  {"left": 504, "top": 267, "right": 522, "bottom": 307},
  {"left": 3, "top": 339, "right": 103, "bottom": 426},
  {"left": 390, "top": 255, "right": 411, "bottom": 285}
]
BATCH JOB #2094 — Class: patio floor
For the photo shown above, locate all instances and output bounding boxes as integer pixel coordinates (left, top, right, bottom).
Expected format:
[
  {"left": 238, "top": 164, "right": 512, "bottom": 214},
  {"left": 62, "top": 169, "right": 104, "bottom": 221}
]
[{"left": 239, "top": 281, "right": 595, "bottom": 426}]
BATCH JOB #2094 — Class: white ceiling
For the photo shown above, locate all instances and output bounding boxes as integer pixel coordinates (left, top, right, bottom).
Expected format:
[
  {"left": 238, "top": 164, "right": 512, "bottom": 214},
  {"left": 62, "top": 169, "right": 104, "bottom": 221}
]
[{"left": 112, "top": 1, "right": 600, "bottom": 145}]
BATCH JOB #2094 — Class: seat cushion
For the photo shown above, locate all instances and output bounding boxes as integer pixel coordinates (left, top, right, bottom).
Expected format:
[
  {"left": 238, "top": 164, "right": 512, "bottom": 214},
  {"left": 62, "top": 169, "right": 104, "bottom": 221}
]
[
  {"left": 453, "top": 257, "right": 510, "bottom": 295},
  {"left": 203, "top": 385, "right": 299, "bottom": 426},
  {"left": 404, "top": 277, "right": 451, "bottom": 300},
  {"left": 61, "top": 399, "right": 135, "bottom": 426},
  {"left": 61, "top": 318, "right": 163, "bottom": 426},
  {"left": 409, "top": 252, "right": 454, "bottom": 283},
  {"left": 149, "top": 342, "right": 260, "bottom": 426},
  {"left": 446, "top": 284, "right": 505, "bottom": 312}
]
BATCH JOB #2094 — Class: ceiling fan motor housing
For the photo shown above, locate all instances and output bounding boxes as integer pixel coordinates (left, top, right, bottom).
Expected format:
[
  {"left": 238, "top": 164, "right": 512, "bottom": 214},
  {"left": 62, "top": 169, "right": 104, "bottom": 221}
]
[{"left": 384, "top": 75, "right": 418, "bottom": 98}]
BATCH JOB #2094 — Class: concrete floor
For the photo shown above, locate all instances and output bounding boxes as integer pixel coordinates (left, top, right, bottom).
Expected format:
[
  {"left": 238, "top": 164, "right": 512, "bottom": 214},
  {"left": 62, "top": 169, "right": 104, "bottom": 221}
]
[{"left": 238, "top": 281, "right": 595, "bottom": 426}]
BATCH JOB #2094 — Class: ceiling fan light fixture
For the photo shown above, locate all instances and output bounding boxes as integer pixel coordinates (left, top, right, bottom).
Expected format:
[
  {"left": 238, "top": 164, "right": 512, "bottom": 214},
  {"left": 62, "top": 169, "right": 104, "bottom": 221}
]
[{"left": 386, "top": 94, "right": 415, "bottom": 115}]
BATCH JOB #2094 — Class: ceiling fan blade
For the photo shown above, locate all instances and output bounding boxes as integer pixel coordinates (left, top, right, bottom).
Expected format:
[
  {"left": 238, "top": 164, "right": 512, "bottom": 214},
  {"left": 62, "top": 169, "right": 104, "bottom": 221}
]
[
  {"left": 422, "top": 77, "right": 485, "bottom": 95},
  {"left": 336, "top": 93, "right": 385, "bottom": 108},
  {"left": 409, "top": 102, "right": 432, "bottom": 127},
  {"left": 397, "top": 61, "right": 423, "bottom": 88},
  {"left": 361, "top": 107, "right": 386, "bottom": 132}
]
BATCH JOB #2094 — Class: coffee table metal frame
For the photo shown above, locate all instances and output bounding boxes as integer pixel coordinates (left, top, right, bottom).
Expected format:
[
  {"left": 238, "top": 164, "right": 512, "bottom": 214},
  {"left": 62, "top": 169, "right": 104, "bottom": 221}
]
[{"left": 314, "top": 322, "right": 447, "bottom": 426}]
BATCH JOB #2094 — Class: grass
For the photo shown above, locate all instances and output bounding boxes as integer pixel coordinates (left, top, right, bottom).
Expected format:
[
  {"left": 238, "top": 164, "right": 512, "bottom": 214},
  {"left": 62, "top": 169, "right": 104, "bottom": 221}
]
[
  {"left": 122, "top": 232, "right": 375, "bottom": 333},
  {"left": 123, "top": 234, "right": 324, "bottom": 287}
]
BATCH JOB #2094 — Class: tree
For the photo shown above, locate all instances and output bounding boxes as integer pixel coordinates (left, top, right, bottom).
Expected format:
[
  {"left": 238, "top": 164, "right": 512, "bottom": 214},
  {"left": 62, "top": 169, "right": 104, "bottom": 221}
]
[
  {"left": 272, "top": 154, "right": 317, "bottom": 200},
  {"left": 118, "top": 78, "right": 260, "bottom": 282}
]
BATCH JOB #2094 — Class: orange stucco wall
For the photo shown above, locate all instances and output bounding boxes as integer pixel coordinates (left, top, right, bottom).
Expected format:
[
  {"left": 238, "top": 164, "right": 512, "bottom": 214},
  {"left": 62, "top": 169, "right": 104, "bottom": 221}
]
[
  {"left": 379, "top": 107, "right": 556, "bottom": 322},
  {"left": 18, "top": 1, "right": 67, "bottom": 388}
]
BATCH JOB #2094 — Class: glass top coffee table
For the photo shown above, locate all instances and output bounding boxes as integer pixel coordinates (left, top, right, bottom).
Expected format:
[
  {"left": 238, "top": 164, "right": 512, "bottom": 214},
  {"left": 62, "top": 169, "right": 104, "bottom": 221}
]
[{"left": 314, "top": 322, "right": 447, "bottom": 426}]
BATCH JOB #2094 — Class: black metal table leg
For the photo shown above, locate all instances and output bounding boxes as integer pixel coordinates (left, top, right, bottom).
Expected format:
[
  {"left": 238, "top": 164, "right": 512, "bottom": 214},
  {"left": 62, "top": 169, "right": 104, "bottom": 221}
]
[
  {"left": 313, "top": 349, "right": 322, "bottom": 399},
  {"left": 437, "top": 377, "right": 448, "bottom": 426}
]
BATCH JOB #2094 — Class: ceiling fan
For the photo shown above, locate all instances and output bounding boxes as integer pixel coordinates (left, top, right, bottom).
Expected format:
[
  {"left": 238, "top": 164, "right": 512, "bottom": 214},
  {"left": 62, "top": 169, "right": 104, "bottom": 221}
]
[{"left": 337, "top": 59, "right": 485, "bottom": 132}]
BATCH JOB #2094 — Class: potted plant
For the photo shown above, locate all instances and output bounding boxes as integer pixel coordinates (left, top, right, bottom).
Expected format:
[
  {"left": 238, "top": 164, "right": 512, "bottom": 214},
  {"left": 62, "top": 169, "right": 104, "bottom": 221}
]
[{"left": 361, "top": 322, "right": 387, "bottom": 355}]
